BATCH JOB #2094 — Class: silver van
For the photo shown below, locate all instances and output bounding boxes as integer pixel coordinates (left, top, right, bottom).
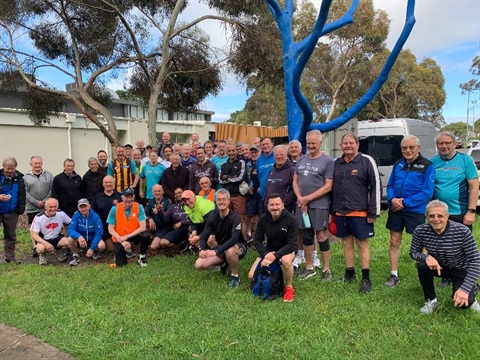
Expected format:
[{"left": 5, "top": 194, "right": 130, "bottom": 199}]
[{"left": 358, "top": 118, "right": 438, "bottom": 203}]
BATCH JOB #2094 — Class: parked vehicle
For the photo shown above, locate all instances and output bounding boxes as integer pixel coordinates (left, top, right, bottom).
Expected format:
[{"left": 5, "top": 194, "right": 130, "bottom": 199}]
[
  {"left": 467, "top": 147, "right": 480, "bottom": 207},
  {"left": 358, "top": 118, "right": 438, "bottom": 203}
]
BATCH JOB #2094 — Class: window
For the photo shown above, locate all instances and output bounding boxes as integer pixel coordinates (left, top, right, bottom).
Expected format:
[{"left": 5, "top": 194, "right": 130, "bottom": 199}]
[{"left": 359, "top": 135, "right": 403, "bottom": 167}]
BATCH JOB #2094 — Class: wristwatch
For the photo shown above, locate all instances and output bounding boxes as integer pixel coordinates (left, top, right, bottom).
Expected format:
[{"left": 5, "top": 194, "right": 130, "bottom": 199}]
[{"left": 467, "top": 208, "right": 476, "bottom": 213}]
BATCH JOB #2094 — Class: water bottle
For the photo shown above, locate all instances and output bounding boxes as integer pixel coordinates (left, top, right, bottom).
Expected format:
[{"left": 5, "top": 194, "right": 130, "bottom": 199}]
[{"left": 302, "top": 211, "right": 311, "bottom": 228}]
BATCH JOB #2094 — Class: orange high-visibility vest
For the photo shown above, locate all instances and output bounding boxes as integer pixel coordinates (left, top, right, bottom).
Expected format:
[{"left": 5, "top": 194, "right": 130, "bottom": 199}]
[{"left": 112, "top": 202, "right": 140, "bottom": 242}]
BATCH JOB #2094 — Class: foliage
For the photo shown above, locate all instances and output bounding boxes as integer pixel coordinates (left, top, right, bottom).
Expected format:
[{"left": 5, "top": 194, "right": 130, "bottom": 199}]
[
  {"left": 22, "top": 87, "right": 67, "bottom": 125},
  {"left": 441, "top": 121, "right": 471, "bottom": 139},
  {"left": 1, "top": 214, "right": 480, "bottom": 359}
]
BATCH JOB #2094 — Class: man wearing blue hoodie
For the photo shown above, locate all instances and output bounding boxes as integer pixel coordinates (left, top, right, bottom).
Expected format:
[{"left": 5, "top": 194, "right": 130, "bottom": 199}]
[
  {"left": 67, "top": 198, "right": 104, "bottom": 266},
  {"left": 385, "top": 135, "right": 435, "bottom": 288}
]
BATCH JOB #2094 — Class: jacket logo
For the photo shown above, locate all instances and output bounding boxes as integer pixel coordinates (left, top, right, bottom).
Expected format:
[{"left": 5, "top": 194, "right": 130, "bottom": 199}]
[
  {"left": 351, "top": 170, "right": 358, "bottom": 176},
  {"left": 281, "top": 227, "right": 287, "bottom": 232}
]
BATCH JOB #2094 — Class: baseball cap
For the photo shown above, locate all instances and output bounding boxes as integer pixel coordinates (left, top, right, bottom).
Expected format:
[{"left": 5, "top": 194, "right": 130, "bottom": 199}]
[
  {"left": 124, "top": 144, "right": 133, "bottom": 149},
  {"left": 77, "top": 198, "right": 90, "bottom": 207},
  {"left": 249, "top": 145, "right": 260, "bottom": 152},
  {"left": 181, "top": 190, "right": 195, "bottom": 200},
  {"left": 122, "top": 188, "right": 135, "bottom": 196}
]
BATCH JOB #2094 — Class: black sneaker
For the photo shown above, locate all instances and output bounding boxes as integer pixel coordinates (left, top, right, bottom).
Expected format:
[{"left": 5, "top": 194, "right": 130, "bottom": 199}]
[
  {"left": 359, "top": 279, "right": 372, "bottom": 293},
  {"left": 343, "top": 272, "right": 357, "bottom": 283},
  {"left": 384, "top": 274, "right": 399, "bottom": 288},
  {"left": 92, "top": 250, "right": 102, "bottom": 260},
  {"left": 220, "top": 262, "right": 229, "bottom": 276},
  {"left": 69, "top": 255, "right": 81, "bottom": 266},
  {"left": 32, "top": 247, "right": 39, "bottom": 258},
  {"left": 437, "top": 278, "right": 452, "bottom": 288},
  {"left": 126, "top": 249, "right": 136, "bottom": 259}
]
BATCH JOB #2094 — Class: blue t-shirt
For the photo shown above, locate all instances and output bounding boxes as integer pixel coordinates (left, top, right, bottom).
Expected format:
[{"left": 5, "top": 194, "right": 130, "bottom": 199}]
[
  {"left": 140, "top": 162, "right": 166, "bottom": 199},
  {"left": 256, "top": 152, "right": 275, "bottom": 198},
  {"left": 211, "top": 155, "right": 228, "bottom": 173},
  {"left": 430, "top": 152, "right": 478, "bottom": 215}
]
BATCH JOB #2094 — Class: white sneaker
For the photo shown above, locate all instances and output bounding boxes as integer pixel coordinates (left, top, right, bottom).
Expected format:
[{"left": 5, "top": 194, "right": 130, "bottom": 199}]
[
  {"left": 420, "top": 300, "right": 439, "bottom": 314},
  {"left": 470, "top": 300, "right": 480, "bottom": 313},
  {"left": 298, "top": 255, "right": 306, "bottom": 265},
  {"left": 38, "top": 254, "right": 47, "bottom": 266},
  {"left": 313, "top": 257, "right": 321, "bottom": 268}
]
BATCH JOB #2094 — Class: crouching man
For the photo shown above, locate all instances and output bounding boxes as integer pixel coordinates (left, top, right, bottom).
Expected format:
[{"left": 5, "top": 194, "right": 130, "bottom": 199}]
[
  {"left": 67, "top": 198, "right": 104, "bottom": 266},
  {"left": 30, "top": 198, "right": 73, "bottom": 266},
  {"left": 409, "top": 200, "right": 480, "bottom": 314},
  {"left": 194, "top": 189, "right": 242, "bottom": 288},
  {"left": 107, "top": 188, "right": 151, "bottom": 267},
  {"left": 248, "top": 194, "right": 298, "bottom": 302}
]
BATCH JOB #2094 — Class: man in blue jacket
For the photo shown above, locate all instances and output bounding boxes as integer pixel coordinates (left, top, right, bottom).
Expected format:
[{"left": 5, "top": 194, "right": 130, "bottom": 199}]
[
  {"left": 385, "top": 135, "right": 435, "bottom": 288},
  {"left": 67, "top": 198, "right": 104, "bottom": 266}
]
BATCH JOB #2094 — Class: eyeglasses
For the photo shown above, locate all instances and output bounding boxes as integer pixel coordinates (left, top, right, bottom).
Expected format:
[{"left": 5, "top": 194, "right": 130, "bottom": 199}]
[
  {"left": 437, "top": 141, "right": 454, "bottom": 146},
  {"left": 401, "top": 146, "right": 418, "bottom": 150},
  {"left": 428, "top": 214, "right": 447, "bottom": 219}
]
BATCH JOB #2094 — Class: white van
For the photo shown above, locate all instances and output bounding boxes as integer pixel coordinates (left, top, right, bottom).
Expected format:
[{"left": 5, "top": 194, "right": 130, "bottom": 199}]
[{"left": 358, "top": 119, "right": 438, "bottom": 203}]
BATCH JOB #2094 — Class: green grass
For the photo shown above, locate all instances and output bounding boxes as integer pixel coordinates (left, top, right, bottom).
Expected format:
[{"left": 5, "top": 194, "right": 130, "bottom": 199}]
[{"left": 1, "top": 213, "right": 480, "bottom": 359}]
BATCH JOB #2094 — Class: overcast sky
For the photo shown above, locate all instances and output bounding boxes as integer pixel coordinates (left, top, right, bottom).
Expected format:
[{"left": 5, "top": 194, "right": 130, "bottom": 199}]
[{"left": 188, "top": 0, "right": 480, "bottom": 125}]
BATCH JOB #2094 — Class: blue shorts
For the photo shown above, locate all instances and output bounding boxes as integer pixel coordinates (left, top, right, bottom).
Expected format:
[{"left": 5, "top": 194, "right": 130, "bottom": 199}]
[
  {"left": 154, "top": 227, "right": 169, "bottom": 238},
  {"left": 164, "top": 226, "right": 189, "bottom": 244},
  {"left": 44, "top": 234, "right": 65, "bottom": 249},
  {"left": 246, "top": 193, "right": 262, "bottom": 216},
  {"left": 336, "top": 216, "right": 374, "bottom": 239},
  {"left": 386, "top": 211, "right": 425, "bottom": 234}
]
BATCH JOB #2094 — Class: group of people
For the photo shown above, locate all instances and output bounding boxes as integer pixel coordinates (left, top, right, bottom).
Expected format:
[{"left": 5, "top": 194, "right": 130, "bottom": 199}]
[{"left": 1, "top": 130, "right": 479, "bottom": 311}]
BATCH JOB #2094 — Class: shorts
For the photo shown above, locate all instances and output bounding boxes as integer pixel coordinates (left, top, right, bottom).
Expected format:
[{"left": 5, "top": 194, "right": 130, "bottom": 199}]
[
  {"left": 154, "top": 227, "right": 169, "bottom": 239},
  {"left": 386, "top": 211, "right": 425, "bottom": 234},
  {"left": 43, "top": 234, "right": 65, "bottom": 249},
  {"left": 229, "top": 195, "right": 246, "bottom": 215},
  {"left": 246, "top": 193, "right": 262, "bottom": 216},
  {"left": 164, "top": 225, "right": 189, "bottom": 244},
  {"left": 336, "top": 216, "right": 374, "bottom": 239},
  {"left": 296, "top": 208, "right": 329, "bottom": 231}
]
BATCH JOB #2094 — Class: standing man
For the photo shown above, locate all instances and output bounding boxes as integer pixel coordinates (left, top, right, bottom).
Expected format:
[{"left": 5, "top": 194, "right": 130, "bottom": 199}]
[
  {"left": 139, "top": 151, "right": 166, "bottom": 201},
  {"left": 159, "top": 145, "right": 172, "bottom": 168},
  {"left": 189, "top": 147, "right": 218, "bottom": 194},
  {"left": 52, "top": 158, "right": 84, "bottom": 218},
  {"left": 204, "top": 140, "right": 215, "bottom": 160},
  {"left": 24, "top": 155, "right": 53, "bottom": 256},
  {"left": 107, "top": 188, "right": 151, "bottom": 267},
  {"left": 409, "top": 200, "right": 480, "bottom": 314},
  {"left": 180, "top": 144, "right": 198, "bottom": 170},
  {"left": 332, "top": 133, "right": 381, "bottom": 293},
  {"left": 82, "top": 157, "right": 105, "bottom": 203},
  {"left": 211, "top": 140, "right": 228, "bottom": 173},
  {"left": 107, "top": 145, "right": 140, "bottom": 193},
  {"left": 136, "top": 139, "right": 147, "bottom": 158},
  {"left": 256, "top": 137, "right": 275, "bottom": 201},
  {"left": 97, "top": 150, "right": 109, "bottom": 173},
  {"left": 0, "top": 157, "right": 26, "bottom": 264},
  {"left": 293, "top": 130, "right": 334, "bottom": 281},
  {"left": 194, "top": 189, "right": 243, "bottom": 288},
  {"left": 161, "top": 153, "right": 190, "bottom": 203},
  {"left": 288, "top": 140, "right": 302, "bottom": 164},
  {"left": 248, "top": 194, "right": 298, "bottom": 302},
  {"left": 157, "top": 132, "right": 174, "bottom": 159},
  {"left": 385, "top": 135, "right": 435, "bottom": 288}
]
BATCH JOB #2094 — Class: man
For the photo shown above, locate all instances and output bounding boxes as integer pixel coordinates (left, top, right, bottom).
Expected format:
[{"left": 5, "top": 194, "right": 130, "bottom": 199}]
[
  {"left": 253, "top": 137, "right": 261, "bottom": 148},
  {"left": 288, "top": 140, "right": 302, "bottom": 164},
  {"left": 248, "top": 194, "right": 298, "bottom": 302},
  {"left": 265, "top": 145, "right": 296, "bottom": 213},
  {"left": 107, "top": 145, "right": 139, "bottom": 193},
  {"left": 256, "top": 137, "right": 275, "bottom": 201},
  {"left": 97, "top": 150, "right": 109, "bottom": 173},
  {"left": 124, "top": 144, "right": 134, "bottom": 159},
  {"left": 82, "top": 157, "right": 105, "bottom": 203},
  {"left": 191, "top": 140, "right": 201, "bottom": 156},
  {"left": 52, "top": 158, "right": 83, "bottom": 218},
  {"left": 161, "top": 153, "right": 190, "bottom": 203},
  {"left": 332, "top": 133, "right": 381, "bottom": 293},
  {"left": 136, "top": 139, "right": 147, "bottom": 158},
  {"left": 159, "top": 145, "right": 172, "bottom": 168},
  {"left": 172, "top": 143, "right": 181, "bottom": 155},
  {"left": 191, "top": 133, "right": 200, "bottom": 143},
  {"left": 150, "top": 187, "right": 190, "bottom": 249},
  {"left": 245, "top": 145, "right": 262, "bottom": 241},
  {"left": 145, "top": 185, "right": 171, "bottom": 249},
  {"left": 180, "top": 144, "right": 198, "bottom": 170},
  {"left": 409, "top": 200, "right": 480, "bottom": 314},
  {"left": 189, "top": 147, "right": 219, "bottom": 194},
  {"left": 194, "top": 189, "right": 243, "bottom": 288},
  {"left": 293, "top": 130, "right": 334, "bottom": 281},
  {"left": 24, "top": 155, "right": 53, "bottom": 256},
  {"left": 107, "top": 188, "right": 151, "bottom": 267},
  {"left": 0, "top": 157, "right": 26, "bottom": 264},
  {"left": 211, "top": 140, "right": 228, "bottom": 173},
  {"left": 67, "top": 198, "right": 104, "bottom": 266},
  {"left": 385, "top": 135, "right": 435, "bottom": 288},
  {"left": 31, "top": 198, "right": 73, "bottom": 266},
  {"left": 157, "top": 132, "right": 174, "bottom": 159},
  {"left": 240, "top": 143, "right": 251, "bottom": 161},
  {"left": 219, "top": 144, "right": 248, "bottom": 241},
  {"left": 91, "top": 175, "right": 122, "bottom": 253},
  {"left": 182, "top": 190, "right": 215, "bottom": 248},
  {"left": 204, "top": 140, "right": 215, "bottom": 159},
  {"left": 139, "top": 151, "right": 166, "bottom": 201}
]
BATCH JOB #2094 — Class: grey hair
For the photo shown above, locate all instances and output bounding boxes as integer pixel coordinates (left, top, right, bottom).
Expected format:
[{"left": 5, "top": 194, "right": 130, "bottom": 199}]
[
  {"left": 306, "top": 129, "right": 323, "bottom": 141},
  {"left": 426, "top": 200, "right": 449, "bottom": 215},
  {"left": 2, "top": 157, "right": 17, "bottom": 167},
  {"left": 30, "top": 155, "right": 43, "bottom": 162},
  {"left": 216, "top": 188, "right": 230, "bottom": 200},
  {"left": 401, "top": 135, "right": 420, "bottom": 146},
  {"left": 288, "top": 139, "right": 302, "bottom": 150},
  {"left": 341, "top": 132, "right": 359, "bottom": 144},
  {"left": 436, "top": 132, "right": 456, "bottom": 143},
  {"left": 273, "top": 145, "right": 288, "bottom": 153},
  {"left": 87, "top": 157, "right": 99, "bottom": 165}
]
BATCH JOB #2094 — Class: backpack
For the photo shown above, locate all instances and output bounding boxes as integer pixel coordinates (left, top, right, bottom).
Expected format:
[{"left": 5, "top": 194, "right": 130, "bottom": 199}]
[{"left": 250, "top": 261, "right": 284, "bottom": 300}]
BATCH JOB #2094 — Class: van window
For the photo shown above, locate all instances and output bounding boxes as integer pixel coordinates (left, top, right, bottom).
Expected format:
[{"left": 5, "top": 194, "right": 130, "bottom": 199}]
[{"left": 359, "top": 135, "right": 403, "bottom": 166}]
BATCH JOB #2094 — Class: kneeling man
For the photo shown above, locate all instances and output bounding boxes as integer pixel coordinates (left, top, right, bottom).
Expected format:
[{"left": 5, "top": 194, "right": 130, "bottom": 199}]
[
  {"left": 410, "top": 200, "right": 480, "bottom": 314},
  {"left": 248, "top": 193, "right": 298, "bottom": 302},
  {"left": 194, "top": 189, "right": 242, "bottom": 288}
]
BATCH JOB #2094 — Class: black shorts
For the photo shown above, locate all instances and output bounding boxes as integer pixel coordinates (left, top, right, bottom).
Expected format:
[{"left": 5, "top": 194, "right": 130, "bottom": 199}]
[
  {"left": 43, "top": 234, "right": 65, "bottom": 249},
  {"left": 386, "top": 211, "right": 425, "bottom": 234},
  {"left": 164, "top": 226, "right": 189, "bottom": 244},
  {"left": 336, "top": 216, "right": 374, "bottom": 239},
  {"left": 154, "top": 227, "right": 169, "bottom": 239}
]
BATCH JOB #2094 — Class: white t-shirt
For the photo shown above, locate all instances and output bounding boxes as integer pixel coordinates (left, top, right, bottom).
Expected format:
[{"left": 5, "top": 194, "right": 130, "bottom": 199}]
[{"left": 30, "top": 211, "right": 71, "bottom": 240}]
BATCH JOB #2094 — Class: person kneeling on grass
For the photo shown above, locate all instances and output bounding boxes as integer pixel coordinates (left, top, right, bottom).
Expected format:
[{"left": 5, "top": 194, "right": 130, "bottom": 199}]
[
  {"left": 182, "top": 190, "right": 215, "bottom": 249},
  {"left": 409, "top": 200, "right": 480, "bottom": 314},
  {"left": 67, "top": 198, "right": 105, "bottom": 266},
  {"left": 107, "top": 188, "right": 151, "bottom": 267},
  {"left": 30, "top": 198, "right": 73, "bottom": 266},
  {"left": 248, "top": 193, "right": 298, "bottom": 302},
  {"left": 145, "top": 185, "right": 171, "bottom": 250},
  {"left": 193, "top": 189, "right": 243, "bottom": 288}
]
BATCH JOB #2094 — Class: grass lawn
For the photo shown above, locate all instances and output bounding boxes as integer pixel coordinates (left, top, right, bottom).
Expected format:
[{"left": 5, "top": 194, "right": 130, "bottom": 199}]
[{"left": 1, "top": 212, "right": 480, "bottom": 359}]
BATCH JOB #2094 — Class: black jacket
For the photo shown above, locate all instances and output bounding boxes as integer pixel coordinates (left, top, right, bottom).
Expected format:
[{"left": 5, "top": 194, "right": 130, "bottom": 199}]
[
  {"left": 219, "top": 156, "right": 246, "bottom": 196},
  {"left": 161, "top": 165, "right": 190, "bottom": 202},
  {"left": 52, "top": 171, "right": 84, "bottom": 216},
  {"left": 82, "top": 170, "right": 105, "bottom": 203},
  {"left": 265, "top": 159, "right": 296, "bottom": 211}
]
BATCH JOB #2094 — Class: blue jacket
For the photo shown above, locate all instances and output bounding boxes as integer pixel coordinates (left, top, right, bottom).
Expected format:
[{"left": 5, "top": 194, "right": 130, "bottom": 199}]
[
  {"left": 387, "top": 153, "right": 435, "bottom": 214},
  {"left": 256, "top": 152, "right": 275, "bottom": 198},
  {"left": 68, "top": 209, "right": 103, "bottom": 251},
  {"left": 0, "top": 169, "right": 26, "bottom": 215}
]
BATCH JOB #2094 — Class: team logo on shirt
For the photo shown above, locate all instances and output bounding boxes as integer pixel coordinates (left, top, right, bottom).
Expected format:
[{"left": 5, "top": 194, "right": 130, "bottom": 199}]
[
  {"left": 236, "top": 224, "right": 241, "bottom": 230},
  {"left": 351, "top": 170, "right": 358, "bottom": 176},
  {"left": 46, "top": 223, "right": 59, "bottom": 229}
]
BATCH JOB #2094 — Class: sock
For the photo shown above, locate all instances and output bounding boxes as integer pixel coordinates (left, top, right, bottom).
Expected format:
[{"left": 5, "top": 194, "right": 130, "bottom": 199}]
[
  {"left": 361, "top": 268, "right": 370, "bottom": 281},
  {"left": 231, "top": 274, "right": 239, "bottom": 278},
  {"left": 391, "top": 270, "right": 398, "bottom": 277},
  {"left": 345, "top": 267, "right": 355, "bottom": 277},
  {"left": 298, "top": 250, "right": 305, "bottom": 258},
  {"left": 293, "top": 257, "right": 299, "bottom": 267},
  {"left": 313, "top": 250, "right": 318, "bottom": 259},
  {"left": 139, "top": 254, "right": 146, "bottom": 259}
]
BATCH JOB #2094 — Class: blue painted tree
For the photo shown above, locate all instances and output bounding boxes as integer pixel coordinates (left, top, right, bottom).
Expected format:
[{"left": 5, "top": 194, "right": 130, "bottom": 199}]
[{"left": 264, "top": 0, "right": 416, "bottom": 144}]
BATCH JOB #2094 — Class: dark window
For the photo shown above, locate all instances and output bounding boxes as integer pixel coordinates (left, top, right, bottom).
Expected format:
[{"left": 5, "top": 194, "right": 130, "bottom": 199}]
[{"left": 359, "top": 135, "right": 403, "bottom": 167}]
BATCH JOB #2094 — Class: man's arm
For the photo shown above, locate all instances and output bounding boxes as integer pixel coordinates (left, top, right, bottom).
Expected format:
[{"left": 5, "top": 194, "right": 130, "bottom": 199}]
[
  {"left": 215, "top": 216, "right": 241, "bottom": 256},
  {"left": 274, "top": 215, "right": 299, "bottom": 260},
  {"left": 252, "top": 218, "right": 268, "bottom": 257}
]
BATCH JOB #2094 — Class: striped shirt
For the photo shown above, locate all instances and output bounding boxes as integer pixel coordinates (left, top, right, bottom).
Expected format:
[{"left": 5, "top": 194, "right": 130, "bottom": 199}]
[{"left": 410, "top": 220, "right": 480, "bottom": 293}]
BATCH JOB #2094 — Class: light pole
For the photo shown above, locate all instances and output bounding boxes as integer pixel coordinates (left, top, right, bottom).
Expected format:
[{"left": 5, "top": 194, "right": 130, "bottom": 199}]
[
  {"left": 473, "top": 100, "right": 477, "bottom": 136},
  {"left": 466, "top": 91, "right": 471, "bottom": 141}
]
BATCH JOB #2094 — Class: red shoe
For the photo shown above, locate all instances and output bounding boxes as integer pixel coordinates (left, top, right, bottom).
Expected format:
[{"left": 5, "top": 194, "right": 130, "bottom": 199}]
[{"left": 283, "top": 286, "right": 294, "bottom": 302}]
